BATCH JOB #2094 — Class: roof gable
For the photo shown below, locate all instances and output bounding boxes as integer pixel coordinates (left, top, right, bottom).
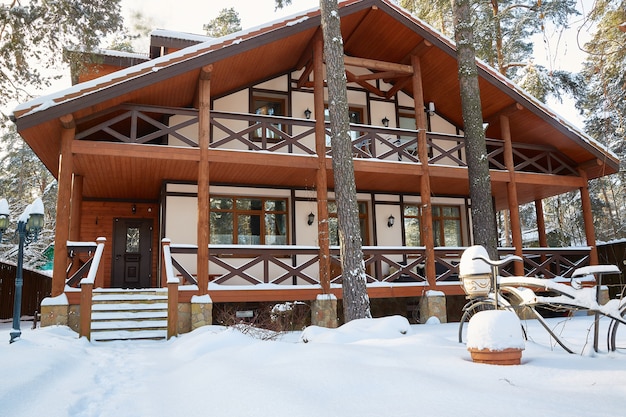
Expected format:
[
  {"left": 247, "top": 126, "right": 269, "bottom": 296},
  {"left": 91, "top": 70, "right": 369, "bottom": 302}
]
[{"left": 12, "top": 0, "right": 618, "bottom": 179}]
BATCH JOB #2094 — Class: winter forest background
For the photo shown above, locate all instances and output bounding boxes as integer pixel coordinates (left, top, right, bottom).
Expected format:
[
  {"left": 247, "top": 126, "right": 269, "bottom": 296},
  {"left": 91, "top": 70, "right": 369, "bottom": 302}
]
[{"left": 0, "top": 0, "right": 624, "bottom": 269}]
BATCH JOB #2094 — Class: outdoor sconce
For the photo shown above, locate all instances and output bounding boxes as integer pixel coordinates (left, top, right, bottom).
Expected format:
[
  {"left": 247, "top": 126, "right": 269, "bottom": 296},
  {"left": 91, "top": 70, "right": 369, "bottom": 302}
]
[
  {"left": 387, "top": 214, "right": 395, "bottom": 228},
  {"left": 304, "top": 108, "right": 312, "bottom": 119},
  {"left": 132, "top": 204, "right": 137, "bottom": 214},
  {"left": 307, "top": 212, "right": 315, "bottom": 226},
  {"left": 382, "top": 116, "right": 389, "bottom": 127},
  {"left": 427, "top": 102, "right": 435, "bottom": 116}
]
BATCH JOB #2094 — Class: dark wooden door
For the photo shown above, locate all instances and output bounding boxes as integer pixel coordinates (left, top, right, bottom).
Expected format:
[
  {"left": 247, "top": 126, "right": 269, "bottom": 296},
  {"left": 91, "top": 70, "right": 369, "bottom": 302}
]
[{"left": 112, "top": 218, "right": 153, "bottom": 288}]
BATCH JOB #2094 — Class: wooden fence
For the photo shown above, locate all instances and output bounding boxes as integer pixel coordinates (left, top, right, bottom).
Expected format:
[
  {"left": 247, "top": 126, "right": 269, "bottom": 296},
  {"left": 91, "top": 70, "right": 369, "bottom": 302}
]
[{"left": 0, "top": 262, "right": 51, "bottom": 320}]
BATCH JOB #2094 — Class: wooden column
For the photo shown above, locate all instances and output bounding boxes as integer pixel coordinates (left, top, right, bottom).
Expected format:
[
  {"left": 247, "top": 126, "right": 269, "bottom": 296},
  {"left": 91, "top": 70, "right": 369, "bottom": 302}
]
[
  {"left": 534, "top": 199, "right": 548, "bottom": 248},
  {"left": 197, "top": 65, "right": 212, "bottom": 295},
  {"left": 578, "top": 169, "right": 599, "bottom": 265},
  {"left": 314, "top": 34, "right": 331, "bottom": 294},
  {"left": 411, "top": 55, "right": 435, "bottom": 286},
  {"left": 51, "top": 115, "right": 75, "bottom": 297},
  {"left": 500, "top": 115, "right": 524, "bottom": 275},
  {"left": 67, "top": 174, "right": 83, "bottom": 278}
]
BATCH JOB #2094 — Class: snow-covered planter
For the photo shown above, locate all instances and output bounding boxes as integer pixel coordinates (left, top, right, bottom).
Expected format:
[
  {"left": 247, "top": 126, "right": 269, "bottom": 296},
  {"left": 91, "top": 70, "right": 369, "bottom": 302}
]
[
  {"left": 466, "top": 310, "right": 524, "bottom": 365},
  {"left": 459, "top": 245, "right": 492, "bottom": 298}
]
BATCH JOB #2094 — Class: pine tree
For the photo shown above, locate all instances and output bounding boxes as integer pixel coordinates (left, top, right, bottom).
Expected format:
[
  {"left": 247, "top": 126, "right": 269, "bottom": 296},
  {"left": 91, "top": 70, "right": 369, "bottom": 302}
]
[
  {"left": 0, "top": 0, "right": 124, "bottom": 120},
  {"left": 204, "top": 7, "right": 242, "bottom": 37},
  {"left": 576, "top": 0, "right": 626, "bottom": 242}
]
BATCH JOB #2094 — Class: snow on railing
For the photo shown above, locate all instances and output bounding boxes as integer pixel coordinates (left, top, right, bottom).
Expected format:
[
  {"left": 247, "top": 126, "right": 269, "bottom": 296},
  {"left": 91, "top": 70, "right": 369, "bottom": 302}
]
[{"left": 79, "top": 237, "right": 106, "bottom": 286}]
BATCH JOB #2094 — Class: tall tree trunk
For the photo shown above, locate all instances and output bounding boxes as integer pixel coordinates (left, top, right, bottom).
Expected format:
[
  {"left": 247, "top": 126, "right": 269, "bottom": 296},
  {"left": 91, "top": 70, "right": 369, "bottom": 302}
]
[
  {"left": 453, "top": 0, "right": 499, "bottom": 259},
  {"left": 320, "top": 0, "right": 371, "bottom": 321}
]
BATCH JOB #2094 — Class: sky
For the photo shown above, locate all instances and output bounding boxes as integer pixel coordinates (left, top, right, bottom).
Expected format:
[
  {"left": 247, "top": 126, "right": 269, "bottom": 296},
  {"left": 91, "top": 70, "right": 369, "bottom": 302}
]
[{"left": 1, "top": 314, "right": 625, "bottom": 417}]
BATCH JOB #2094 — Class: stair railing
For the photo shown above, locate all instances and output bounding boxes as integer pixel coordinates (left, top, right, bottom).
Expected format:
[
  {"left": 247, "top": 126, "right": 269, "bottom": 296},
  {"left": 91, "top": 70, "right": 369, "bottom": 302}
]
[
  {"left": 79, "top": 237, "right": 106, "bottom": 340},
  {"left": 162, "top": 239, "right": 179, "bottom": 339}
]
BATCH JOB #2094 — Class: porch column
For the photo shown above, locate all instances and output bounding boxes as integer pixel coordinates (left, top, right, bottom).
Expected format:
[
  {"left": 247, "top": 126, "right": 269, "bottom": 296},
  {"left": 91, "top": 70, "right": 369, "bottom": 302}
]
[
  {"left": 51, "top": 114, "right": 75, "bottom": 297},
  {"left": 411, "top": 54, "right": 436, "bottom": 286},
  {"left": 314, "top": 34, "right": 331, "bottom": 293},
  {"left": 197, "top": 65, "right": 213, "bottom": 295},
  {"left": 500, "top": 115, "right": 524, "bottom": 275},
  {"left": 534, "top": 199, "right": 548, "bottom": 248},
  {"left": 68, "top": 174, "right": 83, "bottom": 278},
  {"left": 578, "top": 169, "right": 599, "bottom": 265}
]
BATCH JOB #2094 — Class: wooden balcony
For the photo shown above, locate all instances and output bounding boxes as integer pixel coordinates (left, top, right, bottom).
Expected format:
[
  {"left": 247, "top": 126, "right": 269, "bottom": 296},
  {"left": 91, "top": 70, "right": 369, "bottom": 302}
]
[{"left": 162, "top": 244, "right": 592, "bottom": 302}]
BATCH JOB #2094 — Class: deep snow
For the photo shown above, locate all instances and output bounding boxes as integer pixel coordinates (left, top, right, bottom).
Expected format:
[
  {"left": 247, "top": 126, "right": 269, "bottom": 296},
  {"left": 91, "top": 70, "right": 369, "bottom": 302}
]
[{"left": 1, "top": 314, "right": 624, "bottom": 417}]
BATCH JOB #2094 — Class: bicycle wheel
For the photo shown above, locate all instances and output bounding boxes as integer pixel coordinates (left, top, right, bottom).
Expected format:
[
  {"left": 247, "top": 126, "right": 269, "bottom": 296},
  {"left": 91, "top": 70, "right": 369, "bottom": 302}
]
[
  {"left": 607, "top": 304, "right": 626, "bottom": 352},
  {"left": 457, "top": 297, "right": 496, "bottom": 343}
]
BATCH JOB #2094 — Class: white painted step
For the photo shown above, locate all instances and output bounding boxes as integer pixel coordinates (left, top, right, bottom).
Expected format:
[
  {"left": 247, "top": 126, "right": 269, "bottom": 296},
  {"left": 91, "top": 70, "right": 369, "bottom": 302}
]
[{"left": 91, "top": 329, "right": 167, "bottom": 342}]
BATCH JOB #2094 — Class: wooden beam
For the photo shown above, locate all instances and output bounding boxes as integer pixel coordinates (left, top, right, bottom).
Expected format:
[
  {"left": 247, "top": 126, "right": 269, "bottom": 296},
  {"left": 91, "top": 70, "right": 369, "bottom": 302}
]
[
  {"left": 484, "top": 102, "right": 524, "bottom": 122},
  {"left": 197, "top": 65, "right": 212, "bottom": 295},
  {"left": 385, "top": 76, "right": 412, "bottom": 99},
  {"left": 578, "top": 169, "right": 599, "bottom": 265},
  {"left": 52, "top": 115, "right": 75, "bottom": 297},
  {"left": 346, "top": 70, "right": 386, "bottom": 97},
  {"left": 72, "top": 140, "right": 200, "bottom": 161},
  {"left": 352, "top": 70, "right": 407, "bottom": 82},
  {"left": 401, "top": 39, "right": 433, "bottom": 64},
  {"left": 501, "top": 115, "right": 524, "bottom": 275},
  {"left": 412, "top": 54, "right": 436, "bottom": 286},
  {"left": 343, "top": 55, "right": 413, "bottom": 74}
]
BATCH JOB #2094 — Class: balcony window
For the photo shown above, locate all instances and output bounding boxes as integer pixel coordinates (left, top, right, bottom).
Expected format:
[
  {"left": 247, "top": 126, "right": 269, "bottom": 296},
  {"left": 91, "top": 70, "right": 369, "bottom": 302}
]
[
  {"left": 328, "top": 200, "right": 369, "bottom": 245},
  {"left": 404, "top": 204, "right": 462, "bottom": 247}
]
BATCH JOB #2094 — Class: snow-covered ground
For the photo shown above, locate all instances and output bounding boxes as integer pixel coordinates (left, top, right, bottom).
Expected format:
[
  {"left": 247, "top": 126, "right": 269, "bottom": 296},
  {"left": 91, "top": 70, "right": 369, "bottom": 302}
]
[{"left": 1, "top": 314, "right": 624, "bottom": 417}]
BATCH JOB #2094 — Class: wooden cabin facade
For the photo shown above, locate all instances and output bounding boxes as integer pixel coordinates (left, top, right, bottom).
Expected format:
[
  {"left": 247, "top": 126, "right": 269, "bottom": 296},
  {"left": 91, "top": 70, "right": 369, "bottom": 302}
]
[{"left": 12, "top": 0, "right": 619, "bottom": 332}]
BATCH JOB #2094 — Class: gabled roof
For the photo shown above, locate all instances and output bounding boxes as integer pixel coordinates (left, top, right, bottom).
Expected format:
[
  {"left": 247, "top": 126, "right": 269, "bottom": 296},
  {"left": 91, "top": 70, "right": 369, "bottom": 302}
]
[{"left": 12, "top": 0, "right": 618, "bottom": 181}]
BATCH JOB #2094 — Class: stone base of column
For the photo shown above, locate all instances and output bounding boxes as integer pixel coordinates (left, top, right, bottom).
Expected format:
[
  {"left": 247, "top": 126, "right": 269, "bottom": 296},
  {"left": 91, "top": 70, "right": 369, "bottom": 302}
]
[
  {"left": 420, "top": 290, "right": 447, "bottom": 324},
  {"left": 40, "top": 294, "right": 69, "bottom": 328},
  {"left": 191, "top": 295, "right": 213, "bottom": 330},
  {"left": 311, "top": 294, "right": 338, "bottom": 328}
]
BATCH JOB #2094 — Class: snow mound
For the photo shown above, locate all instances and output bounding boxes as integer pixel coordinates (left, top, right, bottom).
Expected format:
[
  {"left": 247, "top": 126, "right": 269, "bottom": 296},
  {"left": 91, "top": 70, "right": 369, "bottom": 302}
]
[{"left": 300, "top": 315, "right": 411, "bottom": 344}]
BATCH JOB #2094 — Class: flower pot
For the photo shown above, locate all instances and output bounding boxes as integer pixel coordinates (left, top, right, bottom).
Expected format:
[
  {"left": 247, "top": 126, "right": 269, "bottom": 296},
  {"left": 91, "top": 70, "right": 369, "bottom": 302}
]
[
  {"left": 466, "top": 310, "right": 524, "bottom": 365},
  {"left": 468, "top": 347, "right": 523, "bottom": 365}
]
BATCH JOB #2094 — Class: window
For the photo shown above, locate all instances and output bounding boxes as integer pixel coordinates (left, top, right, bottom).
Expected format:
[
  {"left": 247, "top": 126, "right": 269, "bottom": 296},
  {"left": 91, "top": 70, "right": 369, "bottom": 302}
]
[
  {"left": 252, "top": 94, "right": 287, "bottom": 141},
  {"left": 324, "top": 106, "right": 365, "bottom": 147},
  {"left": 403, "top": 204, "right": 462, "bottom": 247},
  {"left": 210, "top": 196, "right": 288, "bottom": 245},
  {"left": 328, "top": 200, "right": 369, "bottom": 245}
]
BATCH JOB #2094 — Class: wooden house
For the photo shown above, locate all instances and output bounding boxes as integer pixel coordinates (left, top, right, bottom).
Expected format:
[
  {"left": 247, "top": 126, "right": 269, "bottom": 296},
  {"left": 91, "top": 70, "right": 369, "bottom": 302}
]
[{"left": 11, "top": 0, "right": 619, "bottom": 336}]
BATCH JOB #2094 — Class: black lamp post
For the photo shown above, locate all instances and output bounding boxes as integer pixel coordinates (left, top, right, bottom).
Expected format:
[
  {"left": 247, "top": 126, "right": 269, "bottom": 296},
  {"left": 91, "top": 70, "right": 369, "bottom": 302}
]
[{"left": 0, "top": 198, "right": 45, "bottom": 344}]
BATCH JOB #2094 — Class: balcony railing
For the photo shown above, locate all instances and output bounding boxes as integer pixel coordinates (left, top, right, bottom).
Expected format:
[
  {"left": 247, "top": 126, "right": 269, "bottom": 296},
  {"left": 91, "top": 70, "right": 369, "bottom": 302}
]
[
  {"left": 166, "top": 244, "right": 591, "bottom": 289},
  {"left": 75, "top": 105, "right": 579, "bottom": 176}
]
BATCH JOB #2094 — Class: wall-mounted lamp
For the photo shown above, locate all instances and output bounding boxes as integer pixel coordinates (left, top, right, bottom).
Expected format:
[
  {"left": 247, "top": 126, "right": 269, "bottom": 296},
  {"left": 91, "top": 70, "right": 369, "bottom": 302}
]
[
  {"left": 307, "top": 212, "right": 315, "bottom": 226},
  {"left": 132, "top": 204, "right": 137, "bottom": 214},
  {"left": 304, "top": 108, "right": 312, "bottom": 119},
  {"left": 382, "top": 116, "right": 389, "bottom": 127},
  {"left": 387, "top": 214, "right": 395, "bottom": 228},
  {"left": 427, "top": 102, "right": 435, "bottom": 116}
]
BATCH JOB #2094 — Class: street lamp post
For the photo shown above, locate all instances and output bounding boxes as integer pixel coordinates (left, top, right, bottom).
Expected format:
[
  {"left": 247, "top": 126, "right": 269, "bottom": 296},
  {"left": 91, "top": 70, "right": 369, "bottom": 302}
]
[{"left": 0, "top": 198, "right": 45, "bottom": 344}]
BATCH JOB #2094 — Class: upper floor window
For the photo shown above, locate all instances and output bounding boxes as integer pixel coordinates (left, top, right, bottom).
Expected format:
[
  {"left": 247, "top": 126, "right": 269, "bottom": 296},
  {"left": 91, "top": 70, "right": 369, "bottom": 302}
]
[
  {"left": 252, "top": 94, "right": 287, "bottom": 141},
  {"left": 324, "top": 106, "right": 365, "bottom": 147},
  {"left": 210, "top": 196, "right": 288, "bottom": 245}
]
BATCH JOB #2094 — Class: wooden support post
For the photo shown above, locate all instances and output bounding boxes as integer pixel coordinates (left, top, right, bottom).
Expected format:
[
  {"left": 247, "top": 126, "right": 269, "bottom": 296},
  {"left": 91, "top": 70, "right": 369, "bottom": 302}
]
[
  {"left": 68, "top": 174, "right": 83, "bottom": 278},
  {"left": 535, "top": 199, "right": 548, "bottom": 247},
  {"left": 52, "top": 115, "right": 75, "bottom": 297},
  {"left": 79, "top": 282, "right": 93, "bottom": 340},
  {"left": 412, "top": 55, "right": 436, "bottom": 286},
  {"left": 578, "top": 169, "right": 599, "bottom": 265},
  {"left": 500, "top": 115, "right": 524, "bottom": 276},
  {"left": 197, "top": 65, "right": 212, "bottom": 295},
  {"left": 314, "top": 34, "right": 331, "bottom": 294}
]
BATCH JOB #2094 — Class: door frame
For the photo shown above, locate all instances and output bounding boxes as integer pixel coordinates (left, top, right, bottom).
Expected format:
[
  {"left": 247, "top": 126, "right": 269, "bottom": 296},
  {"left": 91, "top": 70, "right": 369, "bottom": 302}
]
[{"left": 111, "top": 217, "right": 154, "bottom": 288}]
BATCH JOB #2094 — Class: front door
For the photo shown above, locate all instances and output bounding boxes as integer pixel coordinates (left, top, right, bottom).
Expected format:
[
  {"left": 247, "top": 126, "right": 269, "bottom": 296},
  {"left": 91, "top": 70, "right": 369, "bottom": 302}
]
[{"left": 112, "top": 218, "right": 153, "bottom": 288}]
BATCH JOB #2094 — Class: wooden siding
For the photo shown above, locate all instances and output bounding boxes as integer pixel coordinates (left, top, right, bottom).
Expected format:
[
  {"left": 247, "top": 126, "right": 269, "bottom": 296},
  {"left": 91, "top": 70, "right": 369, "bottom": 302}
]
[{"left": 79, "top": 201, "right": 160, "bottom": 288}]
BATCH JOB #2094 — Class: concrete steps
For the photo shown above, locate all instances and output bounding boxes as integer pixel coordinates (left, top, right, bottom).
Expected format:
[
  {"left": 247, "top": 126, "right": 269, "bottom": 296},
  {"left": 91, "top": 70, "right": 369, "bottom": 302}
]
[{"left": 90, "top": 289, "right": 168, "bottom": 342}]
